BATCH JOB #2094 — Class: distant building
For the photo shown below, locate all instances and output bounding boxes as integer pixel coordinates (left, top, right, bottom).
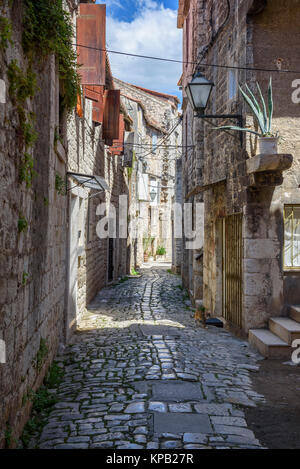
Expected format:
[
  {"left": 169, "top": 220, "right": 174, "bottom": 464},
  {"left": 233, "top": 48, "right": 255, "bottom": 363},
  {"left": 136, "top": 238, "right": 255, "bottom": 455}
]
[{"left": 114, "top": 78, "right": 181, "bottom": 267}]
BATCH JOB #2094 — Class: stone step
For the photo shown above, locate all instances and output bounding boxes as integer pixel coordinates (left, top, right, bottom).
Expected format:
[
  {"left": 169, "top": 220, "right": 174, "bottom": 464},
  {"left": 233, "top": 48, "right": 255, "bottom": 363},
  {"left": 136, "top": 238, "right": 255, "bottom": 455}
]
[
  {"left": 269, "top": 317, "right": 300, "bottom": 345},
  {"left": 249, "top": 329, "right": 291, "bottom": 358},
  {"left": 290, "top": 305, "right": 300, "bottom": 323}
]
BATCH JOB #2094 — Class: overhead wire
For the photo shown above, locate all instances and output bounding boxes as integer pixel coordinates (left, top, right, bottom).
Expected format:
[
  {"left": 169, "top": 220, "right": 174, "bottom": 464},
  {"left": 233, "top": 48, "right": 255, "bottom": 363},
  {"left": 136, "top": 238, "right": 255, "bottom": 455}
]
[{"left": 75, "top": 43, "right": 300, "bottom": 74}]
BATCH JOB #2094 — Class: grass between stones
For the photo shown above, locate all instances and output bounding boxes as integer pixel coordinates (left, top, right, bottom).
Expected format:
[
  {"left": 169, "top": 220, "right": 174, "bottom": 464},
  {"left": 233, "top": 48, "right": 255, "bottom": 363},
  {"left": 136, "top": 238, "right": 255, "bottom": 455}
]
[{"left": 21, "top": 361, "right": 64, "bottom": 448}]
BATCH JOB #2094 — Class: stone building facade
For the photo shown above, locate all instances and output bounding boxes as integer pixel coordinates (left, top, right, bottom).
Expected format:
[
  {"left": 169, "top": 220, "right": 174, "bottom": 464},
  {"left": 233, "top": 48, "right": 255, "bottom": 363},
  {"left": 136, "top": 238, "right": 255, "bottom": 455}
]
[
  {"left": 66, "top": 58, "right": 131, "bottom": 338},
  {"left": 0, "top": 0, "right": 72, "bottom": 447},
  {"left": 0, "top": 0, "right": 130, "bottom": 447},
  {"left": 177, "top": 0, "right": 300, "bottom": 352},
  {"left": 114, "top": 78, "right": 181, "bottom": 267}
]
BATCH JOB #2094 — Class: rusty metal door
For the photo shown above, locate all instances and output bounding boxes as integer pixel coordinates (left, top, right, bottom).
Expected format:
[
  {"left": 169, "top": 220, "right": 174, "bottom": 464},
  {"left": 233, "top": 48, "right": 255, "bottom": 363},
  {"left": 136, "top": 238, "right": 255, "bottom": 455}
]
[{"left": 222, "top": 213, "right": 243, "bottom": 328}]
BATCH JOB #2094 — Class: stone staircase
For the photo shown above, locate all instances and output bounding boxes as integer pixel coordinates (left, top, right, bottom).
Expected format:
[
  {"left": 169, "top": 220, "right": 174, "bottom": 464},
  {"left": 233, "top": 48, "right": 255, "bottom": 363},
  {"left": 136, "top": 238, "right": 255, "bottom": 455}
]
[{"left": 249, "top": 306, "right": 300, "bottom": 358}]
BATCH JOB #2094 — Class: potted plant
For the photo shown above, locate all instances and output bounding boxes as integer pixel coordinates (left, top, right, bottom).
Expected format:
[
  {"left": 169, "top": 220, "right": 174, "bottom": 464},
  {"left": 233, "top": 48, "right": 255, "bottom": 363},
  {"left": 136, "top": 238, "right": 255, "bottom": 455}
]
[
  {"left": 215, "top": 77, "right": 279, "bottom": 154},
  {"left": 143, "top": 236, "right": 153, "bottom": 263},
  {"left": 156, "top": 246, "right": 166, "bottom": 261}
]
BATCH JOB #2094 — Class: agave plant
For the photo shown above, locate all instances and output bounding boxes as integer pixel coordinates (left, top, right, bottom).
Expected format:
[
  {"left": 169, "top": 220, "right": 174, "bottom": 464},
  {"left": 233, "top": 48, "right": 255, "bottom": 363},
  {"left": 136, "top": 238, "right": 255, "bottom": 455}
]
[{"left": 215, "top": 77, "right": 277, "bottom": 137}]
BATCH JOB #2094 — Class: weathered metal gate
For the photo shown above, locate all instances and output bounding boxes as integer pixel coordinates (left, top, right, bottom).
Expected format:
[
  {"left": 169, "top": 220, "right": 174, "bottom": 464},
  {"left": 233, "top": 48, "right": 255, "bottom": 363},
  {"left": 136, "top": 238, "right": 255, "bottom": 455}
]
[{"left": 222, "top": 213, "right": 243, "bottom": 328}]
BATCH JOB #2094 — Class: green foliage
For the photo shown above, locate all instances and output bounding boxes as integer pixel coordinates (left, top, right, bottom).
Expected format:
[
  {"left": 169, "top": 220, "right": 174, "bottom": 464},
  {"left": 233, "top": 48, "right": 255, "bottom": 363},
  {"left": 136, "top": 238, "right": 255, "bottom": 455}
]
[
  {"left": 4, "top": 425, "right": 16, "bottom": 448},
  {"left": 17, "top": 108, "right": 37, "bottom": 188},
  {"left": 127, "top": 166, "right": 133, "bottom": 179},
  {"left": 0, "top": 16, "right": 12, "bottom": 50},
  {"left": 143, "top": 236, "right": 154, "bottom": 254},
  {"left": 31, "top": 386, "right": 56, "bottom": 413},
  {"left": 23, "top": 0, "right": 80, "bottom": 113},
  {"left": 7, "top": 62, "right": 38, "bottom": 192},
  {"left": 18, "top": 214, "right": 28, "bottom": 233},
  {"left": 167, "top": 269, "right": 179, "bottom": 276},
  {"left": 215, "top": 77, "right": 277, "bottom": 138},
  {"left": 33, "top": 338, "right": 48, "bottom": 371},
  {"left": 44, "top": 361, "right": 64, "bottom": 388},
  {"left": 7, "top": 60, "right": 36, "bottom": 103},
  {"left": 22, "top": 388, "right": 35, "bottom": 406},
  {"left": 54, "top": 126, "right": 63, "bottom": 145},
  {"left": 156, "top": 246, "right": 166, "bottom": 256},
  {"left": 19, "top": 110, "right": 37, "bottom": 148},
  {"left": 22, "top": 271, "right": 29, "bottom": 286},
  {"left": 130, "top": 268, "right": 139, "bottom": 276},
  {"left": 119, "top": 276, "right": 129, "bottom": 283},
  {"left": 55, "top": 173, "right": 66, "bottom": 195},
  {"left": 21, "top": 389, "right": 54, "bottom": 448},
  {"left": 19, "top": 152, "right": 36, "bottom": 188},
  {"left": 21, "top": 361, "right": 64, "bottom": 448}
]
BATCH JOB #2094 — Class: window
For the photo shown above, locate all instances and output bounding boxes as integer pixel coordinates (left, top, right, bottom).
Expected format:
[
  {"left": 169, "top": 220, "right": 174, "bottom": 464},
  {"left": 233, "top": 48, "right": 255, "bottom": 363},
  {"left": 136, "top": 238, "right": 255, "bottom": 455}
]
[
  {"left": 137, "top": 106, "right": 142, "bottom": 130},
  {"left": 284, "top": 205, "right": 300, "bottom": 269},
  {"left": 78, "top": 197, "right": 85, "bottom": 249},
  {"left": 228, "top": 70, "right": 237, "bottom": 100},
  {"left": 148, "top": 207, "right": 152, "bottom": 233},
  {"left": 87, "top": 198, "right": 92, "bottom": 244},
  {"left": 152, "top": 133, "right": 157, "bottom": 153}
]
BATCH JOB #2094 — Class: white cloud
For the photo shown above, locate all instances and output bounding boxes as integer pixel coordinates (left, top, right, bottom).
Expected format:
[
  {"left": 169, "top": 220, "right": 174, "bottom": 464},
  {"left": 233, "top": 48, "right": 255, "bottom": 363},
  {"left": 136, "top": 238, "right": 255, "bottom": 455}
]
[
  {"left": 136, "top": 0, "right": 159, "bottom": 10},
  {"left": 106, "top": 4, "right": 182, "bottom": 99},
  {"left": 101, "top": 0, "right": 124, "bottom": 9}
]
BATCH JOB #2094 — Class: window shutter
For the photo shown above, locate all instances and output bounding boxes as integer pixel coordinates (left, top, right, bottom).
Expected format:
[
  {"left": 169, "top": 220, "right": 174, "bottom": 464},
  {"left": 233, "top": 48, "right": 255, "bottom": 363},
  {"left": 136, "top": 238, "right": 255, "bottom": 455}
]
[
  {"left": 92, "top": 87, "right": 104, "bottom": 124},
  {"left": 77, "top": 4, "right": 106, "bottom": 85},
  {"left": 76, "top": 93, "right": 83, "bottom": 118},
  {"left": 83, "top": 85, "right": 104, "bottom": 124},
  {"left": 110, "top": 114, "right": 125, "bottom": 155},
  {"left": 103, "top": 90, "right": 120, "bottom": 143}
]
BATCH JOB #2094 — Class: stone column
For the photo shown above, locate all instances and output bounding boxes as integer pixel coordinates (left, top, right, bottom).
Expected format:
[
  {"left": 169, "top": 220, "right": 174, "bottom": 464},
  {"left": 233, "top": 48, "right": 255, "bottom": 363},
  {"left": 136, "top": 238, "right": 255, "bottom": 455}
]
[{"left": 242, "top": 153, "right": 293, "bottom": 332}]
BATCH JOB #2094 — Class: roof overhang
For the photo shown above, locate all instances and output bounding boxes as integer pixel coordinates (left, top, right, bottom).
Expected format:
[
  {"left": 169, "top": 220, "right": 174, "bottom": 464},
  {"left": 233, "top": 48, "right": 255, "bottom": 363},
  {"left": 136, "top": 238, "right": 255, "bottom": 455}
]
[
  {"left": 67, "top": 172, "right": 109, "bottom": 192},
  {"left": 177, "top": 0, "right": 190, "bottom": 28}
]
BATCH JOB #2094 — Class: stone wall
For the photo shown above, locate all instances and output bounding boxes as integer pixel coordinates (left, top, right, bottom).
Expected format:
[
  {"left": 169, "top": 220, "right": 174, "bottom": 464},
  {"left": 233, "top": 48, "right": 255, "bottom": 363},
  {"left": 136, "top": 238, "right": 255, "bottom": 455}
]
[
  {"left": 67, "top": 98, "right": 105, "bottom": 325},
  {"left": 67, "top": 93, "right": 130, "bottom": 331},
  {"left": 114, "top": 78, "right": 179, "bottom": 132},
  {"left": 0, "top": 0, "right": 131, "bottom": 447},
  {"left": 179, "top": 0, "right": 300, "bottom": 332},
  {"left": 248, "top": 0, "right": 300, "bottom": 316},
  {"left": 172, "top": 156, "right": 183, "bottom": 274},
  {"left": 0, "top": 0, "right": 74, "bottom": 447}
]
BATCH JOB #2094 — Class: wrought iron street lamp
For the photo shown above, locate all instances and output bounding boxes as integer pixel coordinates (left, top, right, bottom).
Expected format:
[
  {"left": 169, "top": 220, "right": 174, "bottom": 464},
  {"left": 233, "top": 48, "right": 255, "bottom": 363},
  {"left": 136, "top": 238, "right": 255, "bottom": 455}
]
[
  {"left": 185, "top": 70, "right": 242, "bottom": 130},
  {"left": 150, "top": 187, "right": 157, "bottom": 202},
  {"left": 185, "top": 71, "right": 214, "bottom": 115}
]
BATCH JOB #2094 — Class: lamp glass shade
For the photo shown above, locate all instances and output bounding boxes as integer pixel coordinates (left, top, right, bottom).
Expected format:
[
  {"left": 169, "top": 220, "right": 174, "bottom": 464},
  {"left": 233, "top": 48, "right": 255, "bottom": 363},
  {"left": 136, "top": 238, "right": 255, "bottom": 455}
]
[
  {"left": 150, "top": 188, "right": 156, "bottom": 202},
  {"left": 185, "top": 72, "right": 214, "bottom": 113}
]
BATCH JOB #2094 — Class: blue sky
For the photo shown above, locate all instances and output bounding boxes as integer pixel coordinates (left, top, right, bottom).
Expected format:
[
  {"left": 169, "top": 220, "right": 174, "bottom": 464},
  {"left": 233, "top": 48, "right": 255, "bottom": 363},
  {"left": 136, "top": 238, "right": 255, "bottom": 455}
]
[
  {"left": 96, "top": 0, "right": 179, "bottom": 22},
  {"left": 95, "top": 0, "right": 182, "bottom": 101}
]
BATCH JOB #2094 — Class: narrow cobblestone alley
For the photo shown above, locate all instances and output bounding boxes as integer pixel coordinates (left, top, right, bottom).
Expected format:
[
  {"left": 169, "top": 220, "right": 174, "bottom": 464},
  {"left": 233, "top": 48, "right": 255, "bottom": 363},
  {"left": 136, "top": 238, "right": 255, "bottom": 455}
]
[{"left": 27, "top": 267, "right": 265, "bottom": 450}]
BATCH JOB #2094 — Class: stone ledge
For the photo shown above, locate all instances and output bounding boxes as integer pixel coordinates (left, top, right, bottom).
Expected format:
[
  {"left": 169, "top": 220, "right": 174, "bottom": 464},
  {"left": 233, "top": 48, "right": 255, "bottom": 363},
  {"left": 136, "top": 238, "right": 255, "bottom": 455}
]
[
  {"left": 246, "top": 153, "right": 293, "bottom": 174},
  {"left": 55, "top": 140, "right": 67, "bottom": 164}
]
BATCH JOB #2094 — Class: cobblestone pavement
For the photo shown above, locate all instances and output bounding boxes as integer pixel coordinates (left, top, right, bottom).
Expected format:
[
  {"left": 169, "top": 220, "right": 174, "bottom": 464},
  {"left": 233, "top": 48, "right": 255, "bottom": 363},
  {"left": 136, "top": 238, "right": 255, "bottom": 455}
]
[{"left": 28, "top": 266, "right": 265, "bottom": 449}]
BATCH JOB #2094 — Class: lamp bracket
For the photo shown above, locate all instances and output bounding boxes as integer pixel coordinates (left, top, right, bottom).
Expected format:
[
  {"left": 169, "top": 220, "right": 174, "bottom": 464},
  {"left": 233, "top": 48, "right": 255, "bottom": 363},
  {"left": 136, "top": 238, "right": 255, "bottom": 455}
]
[
  {"left": 195, "top": 114, "right": 243, "bottom": 144},
  {"left": 195, "top": 113, "right": 242, "bottom": 124}
]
